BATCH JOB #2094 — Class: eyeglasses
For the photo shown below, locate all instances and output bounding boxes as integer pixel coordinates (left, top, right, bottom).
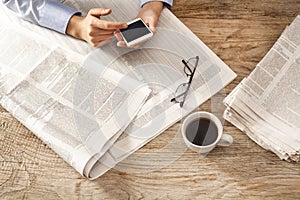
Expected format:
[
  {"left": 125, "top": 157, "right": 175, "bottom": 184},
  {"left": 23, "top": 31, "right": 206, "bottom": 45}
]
[{"left": 171, "top": 56, "right": 199, "bottom": 107}]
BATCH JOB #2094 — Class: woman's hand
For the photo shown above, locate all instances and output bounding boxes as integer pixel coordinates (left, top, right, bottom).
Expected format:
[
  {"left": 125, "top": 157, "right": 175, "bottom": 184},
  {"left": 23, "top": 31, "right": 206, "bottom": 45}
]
[
  {"left": 137, "top": 1, "right": 164, "bottom": 33},
  {"left": 66, "top": 8, "right": 127, "bottom": 47},
  {"left": 116, "top": 1, "right": 164, "bottom": 47}
]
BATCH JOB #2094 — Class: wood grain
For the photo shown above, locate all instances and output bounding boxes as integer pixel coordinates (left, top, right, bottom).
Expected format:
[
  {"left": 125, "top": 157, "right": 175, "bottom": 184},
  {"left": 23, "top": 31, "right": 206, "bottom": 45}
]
[{"left": 1, "top": 0, "right": 300, "bottom": 199}]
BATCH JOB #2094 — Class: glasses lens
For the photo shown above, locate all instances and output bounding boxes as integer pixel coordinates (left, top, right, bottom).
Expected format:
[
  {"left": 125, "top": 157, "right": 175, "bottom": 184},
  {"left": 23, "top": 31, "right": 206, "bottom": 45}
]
[
  {"left": 184, "top": 57, "right": 198, "bottom": 76},
  {"left": 174, "top": 82, "right": 189, "bottom": 102}
]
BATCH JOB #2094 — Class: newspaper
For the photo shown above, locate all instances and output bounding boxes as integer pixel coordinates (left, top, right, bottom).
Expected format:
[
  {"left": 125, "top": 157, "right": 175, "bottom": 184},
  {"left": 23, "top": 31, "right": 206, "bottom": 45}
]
[
  {"left": 1, "top": 0, "right": 237, "bottom": 179},
  {"left": 224, "top": 16, "right": 300, "bottom": 162},
  {"left": 82, "top": 27, "right": 237, "bottom": 179},
  {"left": 0, "top": 26, "right": 151, "bottom": 176}
]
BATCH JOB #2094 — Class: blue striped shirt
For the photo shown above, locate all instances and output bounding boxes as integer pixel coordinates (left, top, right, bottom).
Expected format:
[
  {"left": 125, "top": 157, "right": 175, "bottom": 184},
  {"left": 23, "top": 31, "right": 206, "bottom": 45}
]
[{"left": 2, "top": 0, "right": 173, "bottom": 34}]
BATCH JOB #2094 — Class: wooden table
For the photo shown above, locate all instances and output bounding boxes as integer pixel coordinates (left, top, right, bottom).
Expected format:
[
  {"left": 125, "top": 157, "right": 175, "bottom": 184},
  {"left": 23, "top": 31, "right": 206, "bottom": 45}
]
[{"left": 1, "top": 0, "right": 300, "bottom": 199}]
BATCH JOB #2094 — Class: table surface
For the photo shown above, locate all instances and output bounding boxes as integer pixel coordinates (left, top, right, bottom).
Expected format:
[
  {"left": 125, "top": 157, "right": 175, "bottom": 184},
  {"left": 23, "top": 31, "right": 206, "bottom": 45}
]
[{"left": 1, "top": 0, "right": 300, "bottom": 199}]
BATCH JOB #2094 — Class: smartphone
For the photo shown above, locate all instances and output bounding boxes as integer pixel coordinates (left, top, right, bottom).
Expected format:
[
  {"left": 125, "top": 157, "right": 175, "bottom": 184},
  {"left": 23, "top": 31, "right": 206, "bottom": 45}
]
[{"left": 120, "top": 18, "right": 153, "bottom": 47}]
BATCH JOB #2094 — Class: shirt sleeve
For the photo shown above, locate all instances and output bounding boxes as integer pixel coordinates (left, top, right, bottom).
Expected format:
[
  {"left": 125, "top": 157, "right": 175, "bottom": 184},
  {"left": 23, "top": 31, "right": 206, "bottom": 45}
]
[
  {"left": 141, "top": 0, "right": 173, "bottom": 7},
  {"left": 2, "top": 0, "right": 81, "bottom": 34}
]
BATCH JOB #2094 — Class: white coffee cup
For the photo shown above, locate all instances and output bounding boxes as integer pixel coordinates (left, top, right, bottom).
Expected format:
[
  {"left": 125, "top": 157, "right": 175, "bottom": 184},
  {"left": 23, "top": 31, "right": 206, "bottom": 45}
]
[{"left": 181, "top": 111, "right": 233, "bottom": 156}]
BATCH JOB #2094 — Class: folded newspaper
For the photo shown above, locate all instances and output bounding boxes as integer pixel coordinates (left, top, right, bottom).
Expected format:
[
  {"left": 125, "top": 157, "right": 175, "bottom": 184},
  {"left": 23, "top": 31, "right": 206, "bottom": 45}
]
[
  {"left": 224, "top": 16, "right": 300, "bottom": 162},
  {"left": 0, "top": 0, "right": 236, "bottom": 179}
]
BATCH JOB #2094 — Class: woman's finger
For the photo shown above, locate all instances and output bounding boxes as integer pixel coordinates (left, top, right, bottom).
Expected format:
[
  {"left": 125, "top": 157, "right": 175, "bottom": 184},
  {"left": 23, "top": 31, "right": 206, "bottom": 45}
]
[
  {"left": 145, "top": 17, "right": 157, "bottom": 33},
  {"left": 93, "top": 33, "right": 114, "bottom": 40},
  {"left": 87, "top": 27, "right": 115, "bottom": 36},
  {"left": 92, "top": 19, "right": 127, "bottom": 30},
  {"left": 90, "top": 35, "right": 114, "bottom": 46},
  {"left": 117, "top": 40, "right": 127, "bottom": 47},
  {"left": 95, "top": 39, "right": 111, "bottom": 47},
  {"left": 114, "top": 31, "right": 124, "bottom": 42}
]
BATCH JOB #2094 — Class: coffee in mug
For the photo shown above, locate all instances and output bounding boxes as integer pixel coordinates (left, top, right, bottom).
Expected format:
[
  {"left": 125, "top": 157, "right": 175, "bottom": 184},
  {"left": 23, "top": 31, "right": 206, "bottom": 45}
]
[
  {"left": 185, "top": 117, "right": 218, "bottom": 146},
  {"left": 181, "top": 111, "right": 233, "bottom": 156}
]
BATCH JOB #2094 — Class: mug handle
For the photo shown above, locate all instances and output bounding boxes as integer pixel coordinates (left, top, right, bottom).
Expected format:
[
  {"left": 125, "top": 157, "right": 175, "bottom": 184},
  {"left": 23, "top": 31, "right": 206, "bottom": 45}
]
[{"left": 217, "top": 134, "right": 233, "bottom": 147}]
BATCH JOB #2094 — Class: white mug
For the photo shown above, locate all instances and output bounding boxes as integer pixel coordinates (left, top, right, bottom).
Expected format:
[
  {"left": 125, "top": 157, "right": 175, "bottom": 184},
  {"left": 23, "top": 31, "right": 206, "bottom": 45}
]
[{"left": 181, "top": 111, "right": 233, "bottom": 156}]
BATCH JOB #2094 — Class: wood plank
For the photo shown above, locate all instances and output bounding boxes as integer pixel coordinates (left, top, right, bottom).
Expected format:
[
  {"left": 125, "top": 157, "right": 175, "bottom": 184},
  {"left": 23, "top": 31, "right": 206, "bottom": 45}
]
[{"left": 1, "top": 0, "right": 300, "bottom": 199}]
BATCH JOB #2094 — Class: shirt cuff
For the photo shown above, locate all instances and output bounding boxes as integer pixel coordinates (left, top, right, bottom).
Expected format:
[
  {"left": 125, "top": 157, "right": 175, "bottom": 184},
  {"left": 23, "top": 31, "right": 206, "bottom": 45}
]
[
  {"left": 140, "top": 0, "right": 173, "bottom": 7},
  {"left": 39, "top": 1, "right": 81, "bottom": 34}
]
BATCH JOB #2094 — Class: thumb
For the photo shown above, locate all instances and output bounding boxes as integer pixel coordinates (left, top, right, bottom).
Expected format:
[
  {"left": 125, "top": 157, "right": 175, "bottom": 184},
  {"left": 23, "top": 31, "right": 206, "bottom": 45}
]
[
  {"left": 146, "top": 18, "right": 157, "bottom": 33},
  {"left": 88, "top": 8, "right": 112, "bottom": 17},
  {"left": 149, "top": 25, "right": 156, "bottom": 33}
]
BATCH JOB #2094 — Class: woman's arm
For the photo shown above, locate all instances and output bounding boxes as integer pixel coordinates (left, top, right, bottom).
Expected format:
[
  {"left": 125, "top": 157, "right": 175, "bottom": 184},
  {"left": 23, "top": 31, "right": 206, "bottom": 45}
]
[
  {"left": 141, "top": 0, "right": 173, "bottom": 8},
  {"left": 2, "top": 0, "right": 127, "bottom": 47},
  {"left": 140, "top": 0, "right": 173, "bottom": 32},
  {"left": 2, "top": 0, "right": 173, "bottom": 47},
  {"left": 2, "top": 0, "right": 80, "bottom": 34}
]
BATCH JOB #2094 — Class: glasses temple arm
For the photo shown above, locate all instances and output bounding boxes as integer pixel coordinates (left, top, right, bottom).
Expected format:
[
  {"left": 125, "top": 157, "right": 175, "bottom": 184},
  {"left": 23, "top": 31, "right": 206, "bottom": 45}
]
[{"left": 182, "top": 59, "right": 193, "bottom": 75}]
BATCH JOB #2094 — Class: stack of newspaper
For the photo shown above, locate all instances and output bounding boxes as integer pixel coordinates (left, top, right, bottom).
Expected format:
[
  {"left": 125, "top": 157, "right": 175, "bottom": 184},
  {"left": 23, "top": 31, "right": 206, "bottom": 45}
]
[
  {"left": 224, "top": 16, "right": 300, "bottom": 162},
  {"left": 0, "top": 0, "right": 236, "bottom": 179}
]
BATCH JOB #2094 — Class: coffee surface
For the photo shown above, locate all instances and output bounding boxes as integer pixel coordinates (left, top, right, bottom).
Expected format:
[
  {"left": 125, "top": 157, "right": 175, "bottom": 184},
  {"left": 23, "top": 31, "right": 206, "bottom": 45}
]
[{"left": 186, "top": 118, "right": 218, "bottom": 146}]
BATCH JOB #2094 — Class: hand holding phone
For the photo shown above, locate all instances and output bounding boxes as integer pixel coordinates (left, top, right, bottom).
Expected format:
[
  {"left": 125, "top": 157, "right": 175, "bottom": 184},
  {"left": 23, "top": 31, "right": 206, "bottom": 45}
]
[{"left": 119, "top": 18, "right": 153, "bottom": 47}]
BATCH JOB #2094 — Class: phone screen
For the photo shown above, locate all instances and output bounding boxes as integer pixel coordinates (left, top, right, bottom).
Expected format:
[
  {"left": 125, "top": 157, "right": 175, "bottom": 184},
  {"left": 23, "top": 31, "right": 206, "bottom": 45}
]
[{"left": 120, "top": 20, "right": 151, "bottom": 43}]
